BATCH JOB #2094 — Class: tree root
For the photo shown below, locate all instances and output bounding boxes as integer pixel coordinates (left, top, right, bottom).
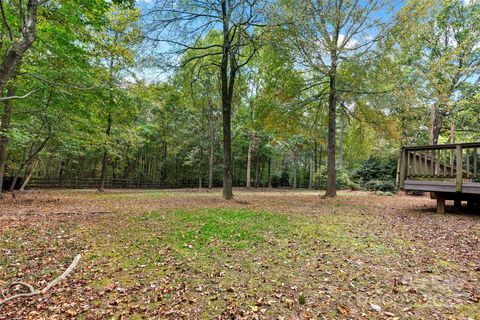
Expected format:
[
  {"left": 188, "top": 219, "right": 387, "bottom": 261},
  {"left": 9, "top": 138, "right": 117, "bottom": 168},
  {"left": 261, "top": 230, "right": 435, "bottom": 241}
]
[{"left": 0, "top": 254, "right": 81, "bottom": 306}]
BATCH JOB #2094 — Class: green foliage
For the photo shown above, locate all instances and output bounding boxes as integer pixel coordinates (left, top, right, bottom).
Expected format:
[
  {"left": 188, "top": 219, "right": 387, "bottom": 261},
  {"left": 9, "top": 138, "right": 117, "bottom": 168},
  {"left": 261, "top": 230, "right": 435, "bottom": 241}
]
[
  {"left": 352, "top": 156, "right": 397, "bottom": 183},
  {"left": 364, "top": 180, "right": 396, "bottom": 193},
  {"left": 1, "top": 0, "right": 478, "bottom": 193},
  {"left": 314, "top": 165, "right": 353, "bottom": 190}
]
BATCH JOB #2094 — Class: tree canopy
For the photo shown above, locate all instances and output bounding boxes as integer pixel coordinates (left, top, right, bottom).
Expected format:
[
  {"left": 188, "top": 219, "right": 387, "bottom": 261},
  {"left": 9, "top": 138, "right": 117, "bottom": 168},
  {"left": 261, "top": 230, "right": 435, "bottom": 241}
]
[{"left": 0, "top": 0, "right": 479, "bottom": 197}]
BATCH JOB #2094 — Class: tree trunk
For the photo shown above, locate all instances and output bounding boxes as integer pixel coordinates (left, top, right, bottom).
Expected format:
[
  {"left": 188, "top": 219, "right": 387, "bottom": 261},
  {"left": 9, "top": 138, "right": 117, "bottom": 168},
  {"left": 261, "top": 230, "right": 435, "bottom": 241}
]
[
  {"left": 9, "top": 169, "right": 21, "bottom": 192},
  {"left": 339, "top": 114, "right": 344, "bottom": 168},
  {"left": 314, "top": 141, "right": 318, "bottom": 189},
  {"left": 325, "top": 70, "right": 337, "bottom": 198},
  {"left": 246, "top": 135, "right": 253, "bottom": 188},
  {"left": 0, "top": 1, "right": 39, "bottom": 91},
  {"left": 268, "top": 158, "right": 272, "bottom": 188},
  {"left": 98, "top": 147, "right": 108, "bottom": 191},
  {"left": 308, "top": 150, "right": 314, "bottom": 189},
  {"left": 163, "top": 140, "right": 167, "bottom": 183},
  {"left": 293, "top": 152, "right": 298, "bottom": 189},
  {"left": 221, "top": 98, "right": 233, "bottom": 199},
  {"left": 10, "top": 134, "right": 51, "bottom": 192},
  {"left": 198, "top": 146, "right": 203, "bottom": 189},
  {"left": 208, "top": 103, "right": 215, "bottom": 189},
  {"left": 9, "top": 148, "right": 31, "bottom": 192},
  {"left": 20, "top": 161, "right": 37, "bottom": 191},
  {"left": 429, "top": 104, "right": 443, "bottom": 145},
  {"left": 428, "top": 104, "right": 435, "bottom": 145},
  {"left": 254, "top": 150, "right": 260, "bottom": 188},
  {"left": 0, "top": 86, "right": 15, "bottom": 196},
  {"left": 98, "top": 113, "right": 112, "bottom": 192},
  {"left": 450, "top": 121, "right": 455, "bottom": 144},
  {"left": 317, "top": 145, "right": 322, "bottom": 189},
  {"left": 220, "top": 0, "right": 235, "bottom": 200}
]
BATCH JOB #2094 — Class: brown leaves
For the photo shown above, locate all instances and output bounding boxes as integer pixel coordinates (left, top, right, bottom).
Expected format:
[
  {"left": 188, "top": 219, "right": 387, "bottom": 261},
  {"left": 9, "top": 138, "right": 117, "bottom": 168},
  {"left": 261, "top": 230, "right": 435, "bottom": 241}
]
[
  {"left": 337, "top": 304, "right": 349, "bottom": 316},
  {"left": 1, "top": 189, "right": 480, "bottom": 318}
]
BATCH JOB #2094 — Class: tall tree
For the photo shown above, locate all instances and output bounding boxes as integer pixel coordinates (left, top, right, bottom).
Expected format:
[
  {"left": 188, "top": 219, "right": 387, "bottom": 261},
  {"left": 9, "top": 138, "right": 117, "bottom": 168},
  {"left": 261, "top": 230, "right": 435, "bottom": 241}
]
[
  {"left": 144, "top": 0, "right": 269, "bottom": 199},
  {"left": 0, "top": 0, "right": 44, "bottom": 92},
  {"left": 95, "top": 5, "right": 141, "bottom": 191},
  {"left": 395, "top": 0, "right": 480, "bottom": 145},
  {"left": 0, "top": 0, "right": 131, "bottom": 195},
  {"left": 0, "top": 0, "right": 47, "bottom": 195},
  {"left": 277, "top": 0, "right": 396, "bottom": 197}
]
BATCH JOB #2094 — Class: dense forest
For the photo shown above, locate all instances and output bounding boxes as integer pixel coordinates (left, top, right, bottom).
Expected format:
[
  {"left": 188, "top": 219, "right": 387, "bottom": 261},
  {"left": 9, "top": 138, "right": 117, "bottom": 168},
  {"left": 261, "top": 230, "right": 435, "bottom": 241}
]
[{"left": 0, "top": 0, "right": 479, "bottom": 198}]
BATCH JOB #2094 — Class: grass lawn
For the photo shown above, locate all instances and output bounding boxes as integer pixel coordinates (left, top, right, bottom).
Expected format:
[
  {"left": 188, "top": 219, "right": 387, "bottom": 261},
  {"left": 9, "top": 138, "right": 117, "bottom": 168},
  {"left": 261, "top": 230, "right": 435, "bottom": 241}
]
[{"left": 1, "top": 189, "right": 480, "bottom": 319}]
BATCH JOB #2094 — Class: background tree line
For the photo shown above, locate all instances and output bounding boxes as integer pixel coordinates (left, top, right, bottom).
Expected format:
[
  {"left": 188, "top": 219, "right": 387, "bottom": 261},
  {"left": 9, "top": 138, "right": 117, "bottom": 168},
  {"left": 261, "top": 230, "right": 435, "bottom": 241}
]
[{"left": 0, "top": 0, "right": 478, "bottom": 198}]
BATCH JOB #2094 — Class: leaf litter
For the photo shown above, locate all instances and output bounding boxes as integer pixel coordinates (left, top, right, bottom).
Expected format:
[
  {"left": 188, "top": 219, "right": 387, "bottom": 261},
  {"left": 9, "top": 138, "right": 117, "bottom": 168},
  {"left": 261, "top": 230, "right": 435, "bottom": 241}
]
[{"left": 1, "top": 189, "right": 479, "bottom": 319}]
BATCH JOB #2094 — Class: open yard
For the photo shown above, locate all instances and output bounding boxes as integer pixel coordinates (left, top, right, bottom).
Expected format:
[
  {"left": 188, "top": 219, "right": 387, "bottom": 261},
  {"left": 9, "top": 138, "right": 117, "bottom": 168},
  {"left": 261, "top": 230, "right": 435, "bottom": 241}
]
[{"left": 1, "top": 189, "right": 480, "bottom": 319}]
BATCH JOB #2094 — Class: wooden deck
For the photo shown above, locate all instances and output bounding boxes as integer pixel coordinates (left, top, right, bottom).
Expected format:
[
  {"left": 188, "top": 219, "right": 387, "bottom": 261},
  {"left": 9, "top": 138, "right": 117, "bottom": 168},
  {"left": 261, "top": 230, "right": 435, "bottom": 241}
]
[{"left": 397, "top": 142, "right": 480, "bottom": 213}]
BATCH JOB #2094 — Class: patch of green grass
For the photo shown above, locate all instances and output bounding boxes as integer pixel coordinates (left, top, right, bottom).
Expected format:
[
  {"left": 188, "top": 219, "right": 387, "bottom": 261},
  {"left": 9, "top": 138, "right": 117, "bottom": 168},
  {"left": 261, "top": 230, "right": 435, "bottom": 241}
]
[
  {"left": 85, "top": 207, "right": 403, "bottom": 274},
  {"left": 91, "top": 277, "right": 114, "bottom": 290},
  {"left": 435, "top": 258, "right": 458, "bottom": 270},
  {"left": 81, "top": 205, "right": 409, "bottom": 314},
  {"left": 84, "top": 209, "right": 294, "bottom": 282},
  {"left": 74, "top": 203, "right": 441, "bottom": 318},
  {"left": 298, "top": 293, "right": 306, "bottom": 305},
  {"left": 474, "top": 226, "right": 480, "bottom": 237},
  {"left": 455, "top": 303, "right": 480, "bottom": 318},
  {"left": 162, "top": 208, "right": 292, "bottom": 252}
]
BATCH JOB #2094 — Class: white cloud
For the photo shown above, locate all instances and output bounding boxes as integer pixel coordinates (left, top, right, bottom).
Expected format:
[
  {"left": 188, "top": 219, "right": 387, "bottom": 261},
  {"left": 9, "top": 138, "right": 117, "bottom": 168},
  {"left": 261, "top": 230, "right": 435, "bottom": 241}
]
[{"left": 337, "top": 34, "right": 358, "bottom": 49}]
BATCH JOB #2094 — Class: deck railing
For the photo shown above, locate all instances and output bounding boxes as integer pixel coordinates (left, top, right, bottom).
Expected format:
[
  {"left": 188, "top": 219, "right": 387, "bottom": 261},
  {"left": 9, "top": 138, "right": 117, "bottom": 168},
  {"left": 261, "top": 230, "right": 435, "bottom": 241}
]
[{"left": 399, "top": 142, "right": 480, "bottom": 192}]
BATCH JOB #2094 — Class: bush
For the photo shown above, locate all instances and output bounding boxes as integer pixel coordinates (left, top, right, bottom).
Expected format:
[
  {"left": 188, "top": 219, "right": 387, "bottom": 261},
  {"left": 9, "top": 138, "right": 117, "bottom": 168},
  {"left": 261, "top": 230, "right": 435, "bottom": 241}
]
[
  {"left": 352, "top": 155, "right": 397, "bottom": 192},
  {"left": 309, "top": 155, "right": 398, "bottom": 192},
  {"left": 349, "top": 181, "right": 362, "bottom": 191},
  {"left": 363, "top": 180, "right": 396, "bottom": 192},
  {"left": 270, "top": 169, "right": 290, "bottom": 188},
  {"left": 270, "top": 174, "right": 280, "bottom": 188},
  {"left": 314, "top": 165, "right": 354, "bottom": 190},
  {"left": 352, "top": 155, "right": 397, "bottom": 182},
  {"left": 279, "top": 169, "right": 290, "bottom": 187}
]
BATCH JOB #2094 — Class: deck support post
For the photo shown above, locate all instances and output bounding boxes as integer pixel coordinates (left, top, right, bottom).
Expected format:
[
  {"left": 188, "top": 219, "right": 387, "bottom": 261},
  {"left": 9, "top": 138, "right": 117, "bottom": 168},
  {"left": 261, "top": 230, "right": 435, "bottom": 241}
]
[
  {"left": 454, "top": 199, "right": 461, "bottom": 210},
  {"left": 437, "top": 197, "right": 445, "bottom": 214}
]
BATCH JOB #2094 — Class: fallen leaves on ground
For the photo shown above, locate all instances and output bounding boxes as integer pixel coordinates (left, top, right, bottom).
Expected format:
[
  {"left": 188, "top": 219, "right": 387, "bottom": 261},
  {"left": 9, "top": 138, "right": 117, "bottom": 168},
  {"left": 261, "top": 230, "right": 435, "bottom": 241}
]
[{"left": 1, "top": 189, "right": 479, "bottom": 319}]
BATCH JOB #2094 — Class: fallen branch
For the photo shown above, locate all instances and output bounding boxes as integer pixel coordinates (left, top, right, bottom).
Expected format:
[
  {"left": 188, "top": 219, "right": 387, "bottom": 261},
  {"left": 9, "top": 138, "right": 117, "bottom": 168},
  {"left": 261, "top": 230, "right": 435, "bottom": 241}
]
[{"left": 0, "top": 254, "right": 81, "bottom": 305}]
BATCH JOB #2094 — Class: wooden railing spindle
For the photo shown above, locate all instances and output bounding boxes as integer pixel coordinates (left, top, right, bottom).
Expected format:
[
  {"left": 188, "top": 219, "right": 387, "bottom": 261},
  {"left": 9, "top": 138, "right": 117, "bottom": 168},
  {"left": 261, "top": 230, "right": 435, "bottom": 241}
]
[
  {"left": 450, "top": 148, "right": 454, "bottom": 168},
  {"left": 407, "top": 151, "right": 410, "bottom": 177},
  {"left": 443, "top": 149, "right": 447, "bottom": 177},
  {"left": 424, "top": 150, "right": 428, "bottom": 176},
  {"left": 456, "top": 145, "right": 463, "bottom": 192},
  {"left": 466, "top": 148, "right": 470, "bottom": 178},
  {"left": 474, "top": 147, "right": 478, "bottom": 179},
  {"left": 413, "top": 151, "right": 417, "bottom": 175}
]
